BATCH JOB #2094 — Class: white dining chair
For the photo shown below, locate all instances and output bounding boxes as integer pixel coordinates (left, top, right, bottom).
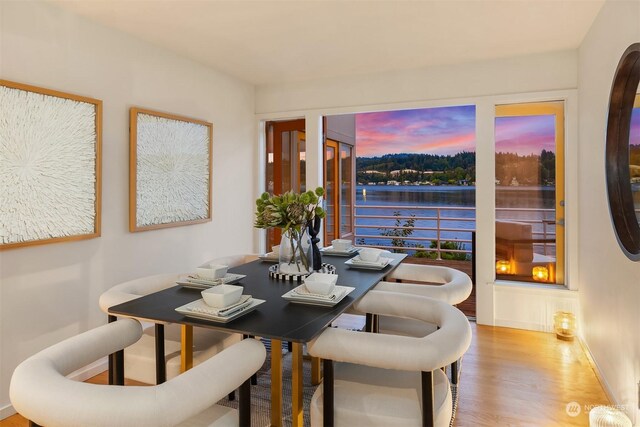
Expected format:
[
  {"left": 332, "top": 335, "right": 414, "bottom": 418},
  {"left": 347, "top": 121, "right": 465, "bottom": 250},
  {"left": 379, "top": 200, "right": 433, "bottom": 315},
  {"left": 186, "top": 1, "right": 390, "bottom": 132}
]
[
  {"left": 308, "top": 290, "right": 472, "bottom": 427},
  {"left": 358, "top": 264, "right": 472, "bottom": 384},
  {"left": 373, "top": 264, "right": 472, "bottom": 335},
  {"left": 99, "top": 272, "right": 240, "bottom": 385},
  {"left": 10, "top": 318, "right": 266, "bottom": 427},
  {"left": 98, "top": 255, "right": 258, "bottom": 385}
]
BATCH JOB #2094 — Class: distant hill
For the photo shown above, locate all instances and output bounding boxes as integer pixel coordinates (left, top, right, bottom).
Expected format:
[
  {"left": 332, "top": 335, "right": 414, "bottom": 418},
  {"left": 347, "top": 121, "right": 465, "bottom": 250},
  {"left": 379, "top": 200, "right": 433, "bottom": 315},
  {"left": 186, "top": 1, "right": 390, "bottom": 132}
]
[
  {"left": 357, "top": 152, "right": 475, "bottom": 173},
  {"left": 356, "top": 151, "right": 556, "bottom": 186}
]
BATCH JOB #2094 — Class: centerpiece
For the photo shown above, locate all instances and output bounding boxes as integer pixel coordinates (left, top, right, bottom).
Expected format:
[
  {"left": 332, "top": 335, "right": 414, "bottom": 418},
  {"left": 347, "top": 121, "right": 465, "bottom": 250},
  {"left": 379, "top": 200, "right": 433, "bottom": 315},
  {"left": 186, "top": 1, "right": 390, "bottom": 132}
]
[{"left": 254, "top": 187, "right": 325, "bottom": 275}]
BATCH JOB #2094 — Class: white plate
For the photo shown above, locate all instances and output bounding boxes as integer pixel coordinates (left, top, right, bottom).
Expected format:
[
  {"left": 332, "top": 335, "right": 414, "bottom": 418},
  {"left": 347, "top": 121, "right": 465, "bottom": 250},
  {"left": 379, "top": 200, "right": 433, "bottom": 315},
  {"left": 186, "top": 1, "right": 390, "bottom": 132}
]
[
  {"left": 320, "top": 245, "right": 359, "bottom": 256},
  {"left": 175, "top": 297, "right": 265, "bottom": 323},
  {"left": 282, "top": 285, "right": 355, "bottom": 307},
  {"left": 176, "top": 273, "right": 246, "bottom": 290},
  {"left": 258, "top": 252, "right": 279, "bottom": 262},
  {"left": 344, "top": 256, "right": 391, "bottom": 270}
]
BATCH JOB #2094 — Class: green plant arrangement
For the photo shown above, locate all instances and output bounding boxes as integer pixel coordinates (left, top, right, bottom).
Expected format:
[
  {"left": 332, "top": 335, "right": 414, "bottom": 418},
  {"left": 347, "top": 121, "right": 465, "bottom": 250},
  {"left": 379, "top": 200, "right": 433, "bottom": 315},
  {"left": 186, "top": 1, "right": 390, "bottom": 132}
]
[{"left": 255, "top": 187, "right": 325, "bottom": 273}]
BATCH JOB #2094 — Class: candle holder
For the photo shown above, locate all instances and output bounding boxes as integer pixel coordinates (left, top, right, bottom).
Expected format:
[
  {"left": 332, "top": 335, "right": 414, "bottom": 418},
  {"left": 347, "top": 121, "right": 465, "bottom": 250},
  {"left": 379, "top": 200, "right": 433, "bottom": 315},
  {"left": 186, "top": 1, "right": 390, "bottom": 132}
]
[
  {"left": 532, "top": 266, "right": 550, "bottom": 282},
  {"left": 553, "top": 311, "right": 576, "bottom": 341},
  {"left": 589, "top": 405, "right": 632, "bottom": 427},
  {"left": 496, "top": 260, "right": 511, "bottom": 274}
]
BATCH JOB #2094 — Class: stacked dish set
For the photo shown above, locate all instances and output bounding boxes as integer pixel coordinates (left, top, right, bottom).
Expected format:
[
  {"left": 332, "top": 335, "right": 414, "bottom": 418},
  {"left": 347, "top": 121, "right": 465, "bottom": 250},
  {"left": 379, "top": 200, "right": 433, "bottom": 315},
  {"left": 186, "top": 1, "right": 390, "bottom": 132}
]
[
  {"left": 320, "top": 239, "right": 360, "bottom": 256},
  {"left": 282, "top": 272, "right": 354, "bottom": 306},
  {"left": 345, "top": 247, "right": 391, "bottom": 270},
  {"left": 176, "top": 263, "right": 246, "bottom": 289},
  {"left": 175, "top": 284, "right": 265, "bottom": 323}
]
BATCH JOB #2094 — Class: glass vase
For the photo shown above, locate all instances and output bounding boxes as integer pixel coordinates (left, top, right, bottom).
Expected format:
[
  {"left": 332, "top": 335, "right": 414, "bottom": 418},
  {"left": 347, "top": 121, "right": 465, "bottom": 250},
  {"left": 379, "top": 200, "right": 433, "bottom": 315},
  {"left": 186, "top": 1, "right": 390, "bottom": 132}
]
[{"left": 279, "top": 228, "right": 312, "bottom": 275}]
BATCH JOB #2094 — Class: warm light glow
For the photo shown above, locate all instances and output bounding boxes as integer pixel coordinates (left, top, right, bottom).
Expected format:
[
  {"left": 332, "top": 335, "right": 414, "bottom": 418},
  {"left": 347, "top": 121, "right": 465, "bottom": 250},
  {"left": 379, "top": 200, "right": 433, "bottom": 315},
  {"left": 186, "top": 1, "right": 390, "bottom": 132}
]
[
  {"left": 589, "top": 405, "right": 632, "bottom": 427},
  {"left": 553, "top": 311, "right": 576, "bottom": 341},
  {"left": 496, "top": 260, "right": 511, "bottom": 274},
  {"left": 532, "top": 266, "right": 550, "bottom": 282}
]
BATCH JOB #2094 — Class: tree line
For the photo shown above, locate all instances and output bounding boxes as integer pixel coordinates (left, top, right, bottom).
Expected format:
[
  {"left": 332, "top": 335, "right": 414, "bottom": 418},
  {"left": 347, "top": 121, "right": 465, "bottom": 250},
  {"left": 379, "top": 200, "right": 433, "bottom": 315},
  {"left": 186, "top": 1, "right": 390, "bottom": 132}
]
[{"left": 356, "top": 151, "right": 556, "bottom": 186}]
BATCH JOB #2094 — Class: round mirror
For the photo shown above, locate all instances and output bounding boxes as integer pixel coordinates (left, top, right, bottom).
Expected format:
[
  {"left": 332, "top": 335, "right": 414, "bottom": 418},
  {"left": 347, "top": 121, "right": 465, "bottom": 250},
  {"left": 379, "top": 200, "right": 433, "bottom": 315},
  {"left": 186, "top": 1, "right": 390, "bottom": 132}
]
[{"left": 606, "top": 43, "right": 640, "bottom": 261}]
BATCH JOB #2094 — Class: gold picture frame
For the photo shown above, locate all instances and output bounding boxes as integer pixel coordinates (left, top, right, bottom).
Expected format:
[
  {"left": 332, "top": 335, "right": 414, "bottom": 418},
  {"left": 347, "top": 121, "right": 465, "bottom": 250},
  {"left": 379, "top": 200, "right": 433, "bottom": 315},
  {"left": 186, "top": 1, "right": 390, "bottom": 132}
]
[
  {"left": 129, "top": 107, "right": 213, "bottom": 232},
  {"left": 0, "top": 80, "right": 102, "bottom": 250}
]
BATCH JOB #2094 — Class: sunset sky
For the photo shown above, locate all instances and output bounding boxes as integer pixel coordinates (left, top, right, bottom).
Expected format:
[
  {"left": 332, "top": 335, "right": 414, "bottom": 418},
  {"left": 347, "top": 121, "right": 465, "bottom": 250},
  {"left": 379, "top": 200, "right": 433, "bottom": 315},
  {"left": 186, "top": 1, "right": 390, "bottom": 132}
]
[
  {"left": 631, "top": 107, "right": 640, "bottom": 146},
  {"left": 355, "top": 105, "right": 557, "bottom": 157},
  {"left": 495, "top": 115, "right": 556, "bottom": 155},
  {"left": 355, "top": 106, "right": 475, "bottom": 157}
]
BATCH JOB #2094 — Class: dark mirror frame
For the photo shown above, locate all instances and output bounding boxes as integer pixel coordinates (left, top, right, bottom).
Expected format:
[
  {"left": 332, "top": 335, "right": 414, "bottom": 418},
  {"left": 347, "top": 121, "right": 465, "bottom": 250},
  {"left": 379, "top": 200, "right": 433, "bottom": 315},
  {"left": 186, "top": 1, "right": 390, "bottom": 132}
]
[{"left": 606, "top": 42, "right": 640, "bottom": 261}]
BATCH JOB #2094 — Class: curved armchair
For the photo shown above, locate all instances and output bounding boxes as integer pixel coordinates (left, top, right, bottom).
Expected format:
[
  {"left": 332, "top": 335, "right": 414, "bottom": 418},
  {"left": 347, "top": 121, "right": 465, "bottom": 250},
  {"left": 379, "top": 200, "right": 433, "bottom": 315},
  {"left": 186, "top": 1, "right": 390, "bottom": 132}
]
[
  {"left": 372, "top": 264, "right": 473, "bottom": 337},
  {"left": 10, "top": 319, "right": 266, "bottom": 427},
  {"left": 99, "top": 273, "right": 240, "bottom": 385},
  {"left": 308, "top": 291, "right": 472, "bottom": 427}
]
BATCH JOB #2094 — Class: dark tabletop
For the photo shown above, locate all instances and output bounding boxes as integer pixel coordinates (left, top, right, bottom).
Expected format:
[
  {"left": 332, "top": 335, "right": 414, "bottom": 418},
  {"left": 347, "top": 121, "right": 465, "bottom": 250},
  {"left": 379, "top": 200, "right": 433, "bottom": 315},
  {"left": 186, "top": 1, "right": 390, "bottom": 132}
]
[{"left": 108, "top": 252, "right": 406, "bottom": 343}]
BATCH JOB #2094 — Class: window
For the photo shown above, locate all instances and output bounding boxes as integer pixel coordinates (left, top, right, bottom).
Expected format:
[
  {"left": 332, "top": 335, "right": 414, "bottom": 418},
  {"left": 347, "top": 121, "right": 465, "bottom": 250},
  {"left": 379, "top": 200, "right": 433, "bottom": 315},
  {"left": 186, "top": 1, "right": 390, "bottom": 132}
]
[{"left": 495, "top": 101, "right": 565, "bottom": 285}]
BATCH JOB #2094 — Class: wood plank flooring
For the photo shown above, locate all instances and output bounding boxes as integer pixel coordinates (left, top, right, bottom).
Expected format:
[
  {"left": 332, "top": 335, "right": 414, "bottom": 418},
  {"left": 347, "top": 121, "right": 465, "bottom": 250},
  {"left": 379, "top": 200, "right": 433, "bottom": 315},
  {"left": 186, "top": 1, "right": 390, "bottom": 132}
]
[{"left": 1, "top": 322, "right": 609, "bottom": 427}]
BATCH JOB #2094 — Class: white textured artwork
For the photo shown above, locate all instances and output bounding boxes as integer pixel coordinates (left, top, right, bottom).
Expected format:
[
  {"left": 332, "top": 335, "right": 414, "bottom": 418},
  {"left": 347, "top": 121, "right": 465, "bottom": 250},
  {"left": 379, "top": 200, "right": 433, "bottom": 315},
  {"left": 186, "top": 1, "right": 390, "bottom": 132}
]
[
  {"left": 0, "top": 84, "right": 99, "bottom": 248},
  {"left": 134, "top": 112, "right": 211, "bottom": 229}
]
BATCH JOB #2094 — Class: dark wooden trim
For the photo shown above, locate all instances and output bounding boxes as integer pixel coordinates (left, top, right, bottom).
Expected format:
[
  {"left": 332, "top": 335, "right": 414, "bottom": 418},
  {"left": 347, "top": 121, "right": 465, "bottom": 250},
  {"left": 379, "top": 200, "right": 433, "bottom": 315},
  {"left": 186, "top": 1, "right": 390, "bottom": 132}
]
[
  {"left": 107, "top": 315, "right": 124, "bottom": 386},
  {"left": 606, "top": 43, "right": 640, "bottom": 261},
  {"left": 451, "top": 359, "right": 459, "bottom": 385},
  {"left": 421, "top": 371, "right": 435, "bottom": 427},
  {"left": 322, "top": 359, "right": 334, "bottom": 427},
  {"left": 239, "top": 378, "right": 252, "bottom": 426},
  {"left": 155, "top": 324, "right": 166, "bottom": 384}
]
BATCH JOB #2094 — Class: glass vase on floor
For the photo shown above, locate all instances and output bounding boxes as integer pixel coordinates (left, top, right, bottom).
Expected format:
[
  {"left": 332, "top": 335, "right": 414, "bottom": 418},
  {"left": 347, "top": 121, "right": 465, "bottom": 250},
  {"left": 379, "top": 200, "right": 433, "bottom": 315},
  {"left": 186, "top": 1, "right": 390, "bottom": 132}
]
[{"left": 279, "top": 228, "right": 312, "bottom": 275}]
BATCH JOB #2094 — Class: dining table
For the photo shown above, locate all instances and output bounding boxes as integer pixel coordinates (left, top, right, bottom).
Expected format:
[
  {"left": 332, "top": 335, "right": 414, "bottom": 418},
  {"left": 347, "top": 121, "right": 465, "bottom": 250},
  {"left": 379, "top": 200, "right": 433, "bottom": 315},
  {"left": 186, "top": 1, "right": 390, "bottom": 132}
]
[{"left": 107, "top": 251, "right": 406, "bottom": 427}]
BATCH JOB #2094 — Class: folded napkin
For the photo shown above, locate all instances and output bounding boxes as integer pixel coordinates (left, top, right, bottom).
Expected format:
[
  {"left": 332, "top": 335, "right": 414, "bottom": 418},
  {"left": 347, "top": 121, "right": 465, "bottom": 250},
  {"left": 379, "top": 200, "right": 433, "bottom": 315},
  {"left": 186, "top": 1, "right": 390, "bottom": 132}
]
[
  {"left": 351, "top": 256, "right": 390, "bottom": 267},
  {"left": 293, "top": 285, "right": 342, "bottom": 301},
  {"left": 190, "top": 295, "right": 252, "bottom": 316},
  {"left": 187, "top": 275, "right": 223, "bottom": 285}
]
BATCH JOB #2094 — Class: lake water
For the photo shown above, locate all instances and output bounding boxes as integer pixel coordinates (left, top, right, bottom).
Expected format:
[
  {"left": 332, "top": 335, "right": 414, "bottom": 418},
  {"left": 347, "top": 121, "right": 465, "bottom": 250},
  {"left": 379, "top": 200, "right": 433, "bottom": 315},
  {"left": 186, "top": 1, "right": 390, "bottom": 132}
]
[{"left": 355, "top": 185, "right": 556, "bottom": 253}]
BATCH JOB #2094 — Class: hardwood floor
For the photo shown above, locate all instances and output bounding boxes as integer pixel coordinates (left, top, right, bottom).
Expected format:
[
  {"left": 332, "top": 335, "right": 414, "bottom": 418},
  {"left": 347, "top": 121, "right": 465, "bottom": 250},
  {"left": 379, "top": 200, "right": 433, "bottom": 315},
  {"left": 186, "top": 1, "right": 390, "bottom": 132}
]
[{"left": 1, "top": 322, "right": 609, "bottom": 427}]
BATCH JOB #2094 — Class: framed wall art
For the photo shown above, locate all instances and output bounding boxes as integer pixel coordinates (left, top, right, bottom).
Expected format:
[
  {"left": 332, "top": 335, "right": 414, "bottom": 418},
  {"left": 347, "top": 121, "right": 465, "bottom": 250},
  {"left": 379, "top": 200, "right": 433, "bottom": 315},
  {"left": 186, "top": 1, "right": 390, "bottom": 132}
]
[
  {"left": 0, "top": 80, "right": 102, "bottom": 250},
  {"left": 130, "top": 107, "right": 212, "bottom": 232}
]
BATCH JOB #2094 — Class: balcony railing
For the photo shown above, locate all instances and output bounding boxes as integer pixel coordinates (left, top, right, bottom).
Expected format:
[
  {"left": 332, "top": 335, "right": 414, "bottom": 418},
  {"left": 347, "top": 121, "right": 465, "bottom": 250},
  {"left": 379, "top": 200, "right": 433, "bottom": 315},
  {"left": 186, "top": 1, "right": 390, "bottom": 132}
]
[{"left": 354, "top": 204, "right": 556, "bottom": 260}]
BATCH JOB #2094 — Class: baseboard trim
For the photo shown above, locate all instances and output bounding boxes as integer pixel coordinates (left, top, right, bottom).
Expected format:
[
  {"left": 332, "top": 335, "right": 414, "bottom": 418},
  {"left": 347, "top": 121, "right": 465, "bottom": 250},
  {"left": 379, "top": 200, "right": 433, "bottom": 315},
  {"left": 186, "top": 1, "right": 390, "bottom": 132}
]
[
  {"left": 0, "top": 357, "right": 108, "bottom": 421},
  {"left": 494, "top": 318, "right": 546, "bottom": 332},
  {"left": 0, "top": 403, "right": 17, "bottom": 421},
  {"left": 578, "top": 337, "right": 618, "bottom": 406}
]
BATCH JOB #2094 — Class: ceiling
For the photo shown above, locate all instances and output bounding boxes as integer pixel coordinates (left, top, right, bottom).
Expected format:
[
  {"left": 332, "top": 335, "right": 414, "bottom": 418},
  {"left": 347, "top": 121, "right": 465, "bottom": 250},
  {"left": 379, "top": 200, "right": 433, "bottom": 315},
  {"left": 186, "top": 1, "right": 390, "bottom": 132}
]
[{"left": 49, "top": 0, "right": 605, "bottom": 86}]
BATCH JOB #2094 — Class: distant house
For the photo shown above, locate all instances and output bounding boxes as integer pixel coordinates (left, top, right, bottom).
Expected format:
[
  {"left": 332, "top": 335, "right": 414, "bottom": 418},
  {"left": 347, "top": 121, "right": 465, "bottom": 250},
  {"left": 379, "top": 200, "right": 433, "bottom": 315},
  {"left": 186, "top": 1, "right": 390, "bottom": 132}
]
[{"left": 390, "top": 169, "right": 419, "bottom": 176}]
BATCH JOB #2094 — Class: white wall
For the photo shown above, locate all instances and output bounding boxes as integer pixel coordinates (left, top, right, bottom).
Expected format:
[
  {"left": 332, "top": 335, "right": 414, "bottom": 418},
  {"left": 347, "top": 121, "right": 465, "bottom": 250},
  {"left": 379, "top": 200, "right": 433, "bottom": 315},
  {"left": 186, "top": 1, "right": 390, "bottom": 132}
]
[
  {"left": 578, "top": 0, "right": 640, "bottom": 423},
  {"left": 256, "top": 50, "right": 577, "bottom": 114},
  {"left": 0, "top": 0, "right": 256, "bottom": 416}
]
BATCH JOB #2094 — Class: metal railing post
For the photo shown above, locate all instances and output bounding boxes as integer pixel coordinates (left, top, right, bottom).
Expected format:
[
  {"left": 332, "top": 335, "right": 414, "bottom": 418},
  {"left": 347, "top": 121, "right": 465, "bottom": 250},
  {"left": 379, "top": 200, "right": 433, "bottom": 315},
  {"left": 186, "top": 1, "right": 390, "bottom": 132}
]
[{"left": 436, "top": 208, "right": 442, "bottom": 260}]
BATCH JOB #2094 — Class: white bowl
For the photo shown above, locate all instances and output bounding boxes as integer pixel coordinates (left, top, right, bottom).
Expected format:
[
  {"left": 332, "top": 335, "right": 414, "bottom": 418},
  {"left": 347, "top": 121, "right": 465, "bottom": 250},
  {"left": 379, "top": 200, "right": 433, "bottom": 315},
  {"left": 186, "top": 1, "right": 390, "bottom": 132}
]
[
  {"left": 304, "top": 273, "right": 338, "bottom": 295},
  {"left": 201, "top": 284, "right": 243, "bottom": 308},
  {"left": 196, "top": 264, "right": 228, "bottom": 280},
  {"left": 358, "top": 248, "right": 382, "bottom": 262},
  {"left": 332, "top": 239, "right": 352, "bottom": 252},
  {"left": 272, "top": 245, "right": 281, "bottom": 256}
]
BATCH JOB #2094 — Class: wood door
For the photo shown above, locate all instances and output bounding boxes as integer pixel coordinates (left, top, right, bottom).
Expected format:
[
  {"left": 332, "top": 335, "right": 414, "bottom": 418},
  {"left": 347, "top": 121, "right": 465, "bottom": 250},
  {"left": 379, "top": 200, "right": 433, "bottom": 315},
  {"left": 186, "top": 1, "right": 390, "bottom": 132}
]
[{"left": 265, "top": 119, "right": 306, "bottom": 249}]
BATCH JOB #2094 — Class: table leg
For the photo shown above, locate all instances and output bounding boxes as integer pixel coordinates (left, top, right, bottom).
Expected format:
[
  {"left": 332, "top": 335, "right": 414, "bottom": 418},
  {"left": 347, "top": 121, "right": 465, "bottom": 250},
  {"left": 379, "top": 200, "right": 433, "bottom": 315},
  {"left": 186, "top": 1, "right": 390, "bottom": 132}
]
[
  {"left": 311, "top": 356, "right": 322, "bottom": 385},
  {"left": 292, "top": 342, "right": 304, "bottom": 427},
  {"left": 270, "top": 339, "right": 282, "bottom": 427},
  {"left": 181, "top": 325, "right": 193, "bottom": 373},
  {"left": 155, "top": 324, "right": 166, "bottom": 384}
]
